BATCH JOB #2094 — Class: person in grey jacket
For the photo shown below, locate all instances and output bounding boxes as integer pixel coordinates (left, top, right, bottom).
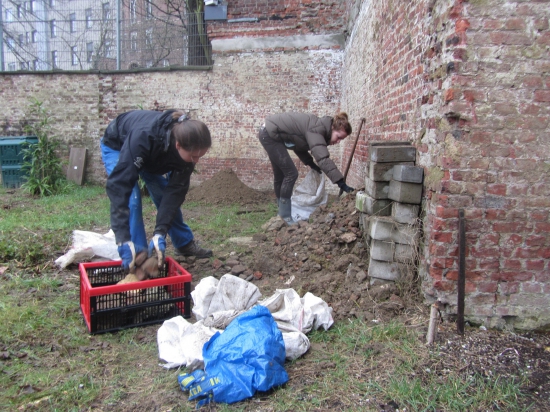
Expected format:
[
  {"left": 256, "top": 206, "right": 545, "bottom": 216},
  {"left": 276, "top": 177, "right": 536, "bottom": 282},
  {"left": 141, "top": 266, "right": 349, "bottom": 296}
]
[
  {"left": 258, "top": 111, "right": 355, "bottom": 224},
  {"left": 101, "top": 109, "right": 213, "bottom": 272}
]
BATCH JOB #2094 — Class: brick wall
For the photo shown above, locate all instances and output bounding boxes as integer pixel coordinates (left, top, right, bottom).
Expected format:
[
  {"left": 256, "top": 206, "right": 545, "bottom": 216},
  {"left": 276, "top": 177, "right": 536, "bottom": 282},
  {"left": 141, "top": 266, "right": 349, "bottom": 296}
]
[
  {"left": 206, "top": 0, "right": 347, "bottom": 40},
  {"left": 342, "top": 0, "right": 550, "bottom": 330},
  {"left": 0, "top": 52, "right": 345, "bottom": 192}
]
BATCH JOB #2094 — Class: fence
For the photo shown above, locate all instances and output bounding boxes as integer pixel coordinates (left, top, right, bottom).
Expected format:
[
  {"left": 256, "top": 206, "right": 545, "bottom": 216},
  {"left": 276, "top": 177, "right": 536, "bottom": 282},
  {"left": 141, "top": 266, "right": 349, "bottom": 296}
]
[{"left": 0, "top": 0, "right": 212, "bottom": 72}]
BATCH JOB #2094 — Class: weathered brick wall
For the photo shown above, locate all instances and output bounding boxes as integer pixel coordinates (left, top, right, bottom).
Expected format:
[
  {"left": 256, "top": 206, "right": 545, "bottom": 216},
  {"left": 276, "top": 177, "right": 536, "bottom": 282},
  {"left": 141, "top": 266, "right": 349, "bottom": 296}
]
[
  {"left": 0, "top": 52, "right": 345, "bottom": 191},
  {"left": 206, "top": 0, "right": 347, "bottom": 40},
  {"left": 342, "top": 0, "right": 550, "bottom": 330}
]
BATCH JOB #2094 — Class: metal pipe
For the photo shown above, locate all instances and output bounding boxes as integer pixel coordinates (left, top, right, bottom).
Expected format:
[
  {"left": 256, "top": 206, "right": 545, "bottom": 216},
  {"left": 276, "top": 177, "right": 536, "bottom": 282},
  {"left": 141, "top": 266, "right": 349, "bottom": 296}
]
[{"left": 457, "top": 208, "right": 465, "bottom": 335}]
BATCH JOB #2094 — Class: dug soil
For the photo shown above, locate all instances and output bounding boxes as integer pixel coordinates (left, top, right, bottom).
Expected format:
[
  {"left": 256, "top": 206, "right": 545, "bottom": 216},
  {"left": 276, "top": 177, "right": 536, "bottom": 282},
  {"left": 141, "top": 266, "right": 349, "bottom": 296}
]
[{"left": 179, "top": 169, "right": 550, "bottom": 410}]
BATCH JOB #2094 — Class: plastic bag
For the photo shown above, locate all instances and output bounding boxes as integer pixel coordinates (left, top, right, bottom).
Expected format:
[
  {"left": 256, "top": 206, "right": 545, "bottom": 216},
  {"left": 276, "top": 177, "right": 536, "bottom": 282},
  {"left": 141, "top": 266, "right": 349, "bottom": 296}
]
[
  {"left": 199, "top": 305, "right": 289, "bottom": 405},
  {"left": 291, "top": 169, "right": 328, "bottom": 221}
]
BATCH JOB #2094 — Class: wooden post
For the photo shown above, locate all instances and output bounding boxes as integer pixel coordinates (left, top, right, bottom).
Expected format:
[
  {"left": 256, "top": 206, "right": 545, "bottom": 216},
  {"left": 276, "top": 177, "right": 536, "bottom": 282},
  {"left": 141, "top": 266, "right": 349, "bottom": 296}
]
[{"left": 426, "top": 302, "right": 439, "bottom": 345}]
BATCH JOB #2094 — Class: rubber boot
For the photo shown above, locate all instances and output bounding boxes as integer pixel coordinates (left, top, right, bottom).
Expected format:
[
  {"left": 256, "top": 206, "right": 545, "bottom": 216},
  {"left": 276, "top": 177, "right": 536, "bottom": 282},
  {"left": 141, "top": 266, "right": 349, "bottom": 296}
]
[{"left": 278, "top": 198, "right": 296, "bottom": 225}]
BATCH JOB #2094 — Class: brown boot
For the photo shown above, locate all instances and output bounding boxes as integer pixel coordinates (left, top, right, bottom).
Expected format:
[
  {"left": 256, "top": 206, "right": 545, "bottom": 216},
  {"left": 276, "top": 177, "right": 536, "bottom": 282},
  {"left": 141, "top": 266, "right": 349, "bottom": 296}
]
[{"left": 176, "top": 240, "right": 213, "bottom": 258}]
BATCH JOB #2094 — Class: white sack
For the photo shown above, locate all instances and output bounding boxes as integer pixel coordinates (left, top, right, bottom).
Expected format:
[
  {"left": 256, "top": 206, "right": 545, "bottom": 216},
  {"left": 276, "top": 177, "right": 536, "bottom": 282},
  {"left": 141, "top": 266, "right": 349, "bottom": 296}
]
[
  {"left": 302, "top": 292, "right": 334, "bottom": 332},
  {"left": 191, "top": 274, "right": 261, "bottom": 321},
  {"left": 258, "top": 289, "right": 334, "bottom": 334},
  {"left": 157, "top": 316, "right": 219, "bottom": 370},
  {"left": 55, "top": 229, "right": 119, "bottom": 269},
  {"left": 291, "top": 169, "right": 328, "bottom": 221},
  {"left": 276, "top": 320, "right": 311, "bottom": 361}
]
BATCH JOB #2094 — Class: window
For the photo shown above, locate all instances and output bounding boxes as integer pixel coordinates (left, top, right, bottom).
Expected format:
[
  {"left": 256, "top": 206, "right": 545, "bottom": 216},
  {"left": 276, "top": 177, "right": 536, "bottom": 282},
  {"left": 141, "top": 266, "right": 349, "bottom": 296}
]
[
  {"left": 6, "top": 38, "right": 14, "bottom": 48},
  {"left": 86, "top": 42, "right": 94, "bottom": 62},
  {"left": 51, "top": 51, "right": 58, "bottom": 68},
  {"left": 146, "top": 60, "right": 153, "bottom": 68},
  {"left": 145, "top": 28, "right": 153, "bottom": 47},
  {"left": 163, "top": 59, "right": 169, "bottom": 67},
  {"left": 50, "top": 20, "right": 56, "bottom": 38},
  {"left": 17, "top": 5, "right": 22, "bottom": 18},
  {"left": 26, "top": 32, "right": 30, "bottom": 44},
  {"left": 131, "top": 32, "right": 137, "bottom": 51},
  {"left": 8, "top": 63, "right": 16, "bottom": 71},
  {"left": 19, "top": 34, "right": 25, "bottom": 46},
  {"left": 49, "top": 0, "right": 55, "bottom": 7},
  {"left": 30, "top": 1, "right": 35, "bottom": 13},
  {"left": 5, "top": 9, "right": 13, "bottom": 22},
  {"left": 103, "top": 3, "right": 111, "bottom": 22},
  {"left": 33, "top": 59, "right": 39, "bottom": 70},
  {"left": 130, "top": 0, "right": 137, "bottom": 23},
  {"left": 86, "top": 9, "right": 92, "bottom": 28},
  {"left": 71, "top": 46, "right": 78, "bottom": 65},
  {"left": 20, "top": 61, "right": 28, "bottom": 70},
  {"left": 32, "top": 30, "right": 38, "bottom": 43},
  {"left": 146, "top": 0, "right": 153, "bottom": 19},
  {"left": 70, "top": 13, "right": 76, "bottom": 33}
]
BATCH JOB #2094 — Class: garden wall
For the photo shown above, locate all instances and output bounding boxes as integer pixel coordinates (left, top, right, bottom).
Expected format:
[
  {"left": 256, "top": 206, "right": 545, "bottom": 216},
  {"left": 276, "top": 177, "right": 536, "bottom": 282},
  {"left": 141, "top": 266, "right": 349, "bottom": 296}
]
[{"left": 342, "top": 0, "right": 550, "bottom": 330}]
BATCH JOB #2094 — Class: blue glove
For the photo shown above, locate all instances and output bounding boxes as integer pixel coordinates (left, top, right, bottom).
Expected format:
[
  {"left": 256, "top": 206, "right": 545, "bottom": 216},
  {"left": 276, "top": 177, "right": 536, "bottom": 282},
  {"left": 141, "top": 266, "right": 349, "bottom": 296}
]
[
  {"left": 117, "top": 241, "right": 144, "bottom": 271},
  {"left": 148, "top": 234, "right": 166, "bottom": 268},
  {"left": 337, "top": 179, "right": 354, "bottom": 193},
  {"left": 309, "top": 163, "right": 322, "bottom": 174}
]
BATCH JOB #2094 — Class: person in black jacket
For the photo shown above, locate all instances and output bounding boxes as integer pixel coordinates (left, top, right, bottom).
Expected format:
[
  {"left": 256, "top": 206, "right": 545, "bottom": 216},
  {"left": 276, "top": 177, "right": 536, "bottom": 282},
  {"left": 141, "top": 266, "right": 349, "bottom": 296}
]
[
  {"left": 101, "top": 109, "right": 213, "bottom": 272},
  {"left": 259, "top": 111, "right": 354, "bottom": 224}
]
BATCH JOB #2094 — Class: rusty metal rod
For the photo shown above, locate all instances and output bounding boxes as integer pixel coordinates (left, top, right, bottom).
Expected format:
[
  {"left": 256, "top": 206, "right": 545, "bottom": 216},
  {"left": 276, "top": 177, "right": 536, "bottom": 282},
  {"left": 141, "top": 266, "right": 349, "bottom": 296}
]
[
  {"left": 457, "top": 208, "right": 466, "bottom": 335},
  {"left": 339, "top": 118, "right": 366, "bottom": 196}
]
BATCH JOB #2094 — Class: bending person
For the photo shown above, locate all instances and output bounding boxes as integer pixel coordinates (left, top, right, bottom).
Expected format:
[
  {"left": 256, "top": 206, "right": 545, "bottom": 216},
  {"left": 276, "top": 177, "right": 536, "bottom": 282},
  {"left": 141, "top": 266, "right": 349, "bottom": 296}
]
[
  {"left": 101, "top": 109, "right": 213, "bottom": 271},
  {"left": 258, "top": 111, "right": 355, "bottom": 224}
]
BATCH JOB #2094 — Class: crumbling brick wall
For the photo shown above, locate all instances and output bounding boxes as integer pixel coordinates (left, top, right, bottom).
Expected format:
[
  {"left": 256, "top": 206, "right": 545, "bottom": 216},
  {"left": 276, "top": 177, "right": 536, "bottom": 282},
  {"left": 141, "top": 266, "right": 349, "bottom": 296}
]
[{"left": 342, "top": 0, "right": 550, "bottom": 330}]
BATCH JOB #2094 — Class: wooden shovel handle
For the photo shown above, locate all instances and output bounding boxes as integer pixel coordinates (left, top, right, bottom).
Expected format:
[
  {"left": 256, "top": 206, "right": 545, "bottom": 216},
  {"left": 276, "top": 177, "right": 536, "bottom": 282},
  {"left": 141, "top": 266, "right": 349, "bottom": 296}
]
[{"left": 339, "top": 118, "right": 366, "bottom": 196}]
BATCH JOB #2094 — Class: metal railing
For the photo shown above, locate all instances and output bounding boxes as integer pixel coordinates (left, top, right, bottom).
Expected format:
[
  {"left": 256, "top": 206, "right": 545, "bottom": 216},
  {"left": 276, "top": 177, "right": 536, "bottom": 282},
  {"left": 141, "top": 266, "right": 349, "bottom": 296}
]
[{"left": 0, "top": 0, "right": 212, "bottom": 72}]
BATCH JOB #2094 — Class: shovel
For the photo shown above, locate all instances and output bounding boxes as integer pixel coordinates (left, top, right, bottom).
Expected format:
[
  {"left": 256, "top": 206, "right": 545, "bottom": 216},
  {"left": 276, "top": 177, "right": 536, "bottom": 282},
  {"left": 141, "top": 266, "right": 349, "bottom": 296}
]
[{"left": 339, "top": 118, "right": 366, "bottom": 197}]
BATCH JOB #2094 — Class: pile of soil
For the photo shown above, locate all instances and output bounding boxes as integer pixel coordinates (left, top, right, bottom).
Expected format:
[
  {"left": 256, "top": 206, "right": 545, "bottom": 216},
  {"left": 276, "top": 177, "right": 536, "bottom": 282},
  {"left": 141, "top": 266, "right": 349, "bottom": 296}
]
[{"left": 187, "top": 169, "right": 273, "bottom": 206}]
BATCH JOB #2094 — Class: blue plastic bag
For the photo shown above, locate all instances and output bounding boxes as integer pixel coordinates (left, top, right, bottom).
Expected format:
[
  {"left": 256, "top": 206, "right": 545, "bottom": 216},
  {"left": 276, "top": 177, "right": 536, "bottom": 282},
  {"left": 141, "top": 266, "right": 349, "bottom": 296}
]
[{"left": 193, "top": 305, "right": 289, "bottom": 405}]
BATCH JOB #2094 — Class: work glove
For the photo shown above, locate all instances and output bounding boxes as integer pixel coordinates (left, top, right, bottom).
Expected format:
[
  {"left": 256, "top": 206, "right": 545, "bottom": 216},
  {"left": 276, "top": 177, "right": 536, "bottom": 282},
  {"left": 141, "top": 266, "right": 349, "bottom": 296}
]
[
  {"left": 309, "top": 163, "right": 322, "bottom": 174},
  {"left": 148, "top": 233, "right": 166, "bottom": 268},
  {"left": 117, "top": 241, "right": 145, "bottom": 272},
  {"left": 336, "top": 179, "right": 354, "bottom": 193}
]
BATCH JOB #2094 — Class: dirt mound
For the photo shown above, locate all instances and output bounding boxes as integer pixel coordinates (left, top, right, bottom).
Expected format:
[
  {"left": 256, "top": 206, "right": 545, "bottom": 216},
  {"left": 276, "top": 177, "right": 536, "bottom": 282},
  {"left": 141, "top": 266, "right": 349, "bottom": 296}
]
[{"left": 187, "top": 169, "right": 273, "bottom": 206}]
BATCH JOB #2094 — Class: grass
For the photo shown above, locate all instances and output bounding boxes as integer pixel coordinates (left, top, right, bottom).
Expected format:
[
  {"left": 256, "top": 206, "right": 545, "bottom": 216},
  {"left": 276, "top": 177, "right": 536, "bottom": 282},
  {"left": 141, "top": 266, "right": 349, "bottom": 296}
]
[{"left": 0, "top": 185, "right": 535, "bottom": 411}]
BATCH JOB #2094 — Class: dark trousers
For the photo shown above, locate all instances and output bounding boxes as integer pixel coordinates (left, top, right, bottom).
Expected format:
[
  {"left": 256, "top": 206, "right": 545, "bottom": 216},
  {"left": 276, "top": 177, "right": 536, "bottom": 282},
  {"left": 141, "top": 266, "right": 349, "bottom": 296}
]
[{"left": 258, "top": 128, "right": 298, "bottom": 199}]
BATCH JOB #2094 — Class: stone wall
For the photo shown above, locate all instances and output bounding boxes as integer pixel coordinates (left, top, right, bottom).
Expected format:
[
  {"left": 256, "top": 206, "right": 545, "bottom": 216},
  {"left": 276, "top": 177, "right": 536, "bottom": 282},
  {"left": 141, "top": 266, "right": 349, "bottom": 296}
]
[{"left": 342, "top": 0, "right": 550, "bottom": 330}]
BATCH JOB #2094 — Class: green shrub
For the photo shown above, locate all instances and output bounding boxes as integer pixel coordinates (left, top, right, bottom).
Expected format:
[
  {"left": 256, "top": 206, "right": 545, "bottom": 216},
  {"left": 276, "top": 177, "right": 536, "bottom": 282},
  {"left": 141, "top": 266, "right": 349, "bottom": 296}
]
[{"left": 20, "top": 99, "right": 69, "bottom": 196}]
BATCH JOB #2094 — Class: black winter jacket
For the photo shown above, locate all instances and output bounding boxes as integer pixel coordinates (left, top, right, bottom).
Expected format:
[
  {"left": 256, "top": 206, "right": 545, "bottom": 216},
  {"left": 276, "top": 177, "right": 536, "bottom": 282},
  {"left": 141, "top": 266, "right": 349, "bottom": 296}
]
[
  {"left": 102, "top": 110, "right": 194, "bottom": 244},
  {"left": 264, "top": 112, "right": 344, "bottom": 183}
]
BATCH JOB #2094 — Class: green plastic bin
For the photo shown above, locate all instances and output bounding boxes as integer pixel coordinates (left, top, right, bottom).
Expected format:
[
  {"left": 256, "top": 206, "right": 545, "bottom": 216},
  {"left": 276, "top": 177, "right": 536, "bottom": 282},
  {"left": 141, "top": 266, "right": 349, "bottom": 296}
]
[{"left": 0, "top": 136, "right": 38, "bottom": 167}]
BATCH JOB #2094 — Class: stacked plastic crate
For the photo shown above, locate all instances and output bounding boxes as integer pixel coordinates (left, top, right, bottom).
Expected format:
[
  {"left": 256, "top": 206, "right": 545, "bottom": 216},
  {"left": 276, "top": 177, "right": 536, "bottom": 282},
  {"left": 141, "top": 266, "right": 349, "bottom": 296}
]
[
  {"left": 0, "top": 136, "right": 38, "bottom": 188},
  {"left": 356, "top": 142, "right": 424, "bottom": 284}
]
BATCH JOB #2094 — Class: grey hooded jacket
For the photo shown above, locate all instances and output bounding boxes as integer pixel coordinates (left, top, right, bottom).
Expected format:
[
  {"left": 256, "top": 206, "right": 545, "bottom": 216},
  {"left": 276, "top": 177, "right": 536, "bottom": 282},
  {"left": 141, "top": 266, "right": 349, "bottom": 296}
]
[{"left": 264, "top": 112, "right": 344, "bottom": 183}]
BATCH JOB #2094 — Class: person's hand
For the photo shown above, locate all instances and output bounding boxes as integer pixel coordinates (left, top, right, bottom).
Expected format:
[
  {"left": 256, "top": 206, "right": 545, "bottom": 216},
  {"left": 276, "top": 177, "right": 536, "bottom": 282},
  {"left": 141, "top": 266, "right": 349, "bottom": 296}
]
[
  {"left": 337, "top": 180, "right": 354, "bottom": 193},
  {"left": 310, "top": 163, "right": 322, "bottom": 174},
  {"left": 148, "top": 234, "right": 166, "bottom": 268},
  {"left": 117, "top": 241, "right": 144, "bottom": 271}
]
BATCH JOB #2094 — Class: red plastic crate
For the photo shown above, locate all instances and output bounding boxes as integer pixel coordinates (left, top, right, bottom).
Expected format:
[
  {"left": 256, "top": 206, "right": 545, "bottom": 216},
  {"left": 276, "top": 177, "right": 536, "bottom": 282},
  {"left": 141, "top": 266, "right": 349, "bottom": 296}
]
[{"left": 79, "top": 257, "right": 192, "bottom": 334}]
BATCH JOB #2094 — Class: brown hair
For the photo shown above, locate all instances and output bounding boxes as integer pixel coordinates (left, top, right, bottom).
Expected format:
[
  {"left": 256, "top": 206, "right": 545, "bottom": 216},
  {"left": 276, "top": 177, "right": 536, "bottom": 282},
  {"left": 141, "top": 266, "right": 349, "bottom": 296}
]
[
  {"left": 170, "top": 110, "right": 212, "bottom": 151},
  {"left": 332, "top": 112, "right": 352, "bottom": 135}
]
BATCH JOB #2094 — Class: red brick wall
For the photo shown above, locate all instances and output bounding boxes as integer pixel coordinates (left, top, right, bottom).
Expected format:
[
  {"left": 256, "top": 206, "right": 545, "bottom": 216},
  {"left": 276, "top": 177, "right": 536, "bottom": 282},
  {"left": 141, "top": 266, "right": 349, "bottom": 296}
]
[
  {"left": 343, "top": 0, "right": 550, "bottom": 330},
  {"left": 207, "top": 0, "right": 347, "bottom": 40}
]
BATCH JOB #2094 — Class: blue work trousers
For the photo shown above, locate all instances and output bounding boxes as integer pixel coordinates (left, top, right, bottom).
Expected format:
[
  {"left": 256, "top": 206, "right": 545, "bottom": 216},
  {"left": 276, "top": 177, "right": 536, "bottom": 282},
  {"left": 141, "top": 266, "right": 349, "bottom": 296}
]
[{"left": 100, "top": 141, "right": 194, "bottom": 250}]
